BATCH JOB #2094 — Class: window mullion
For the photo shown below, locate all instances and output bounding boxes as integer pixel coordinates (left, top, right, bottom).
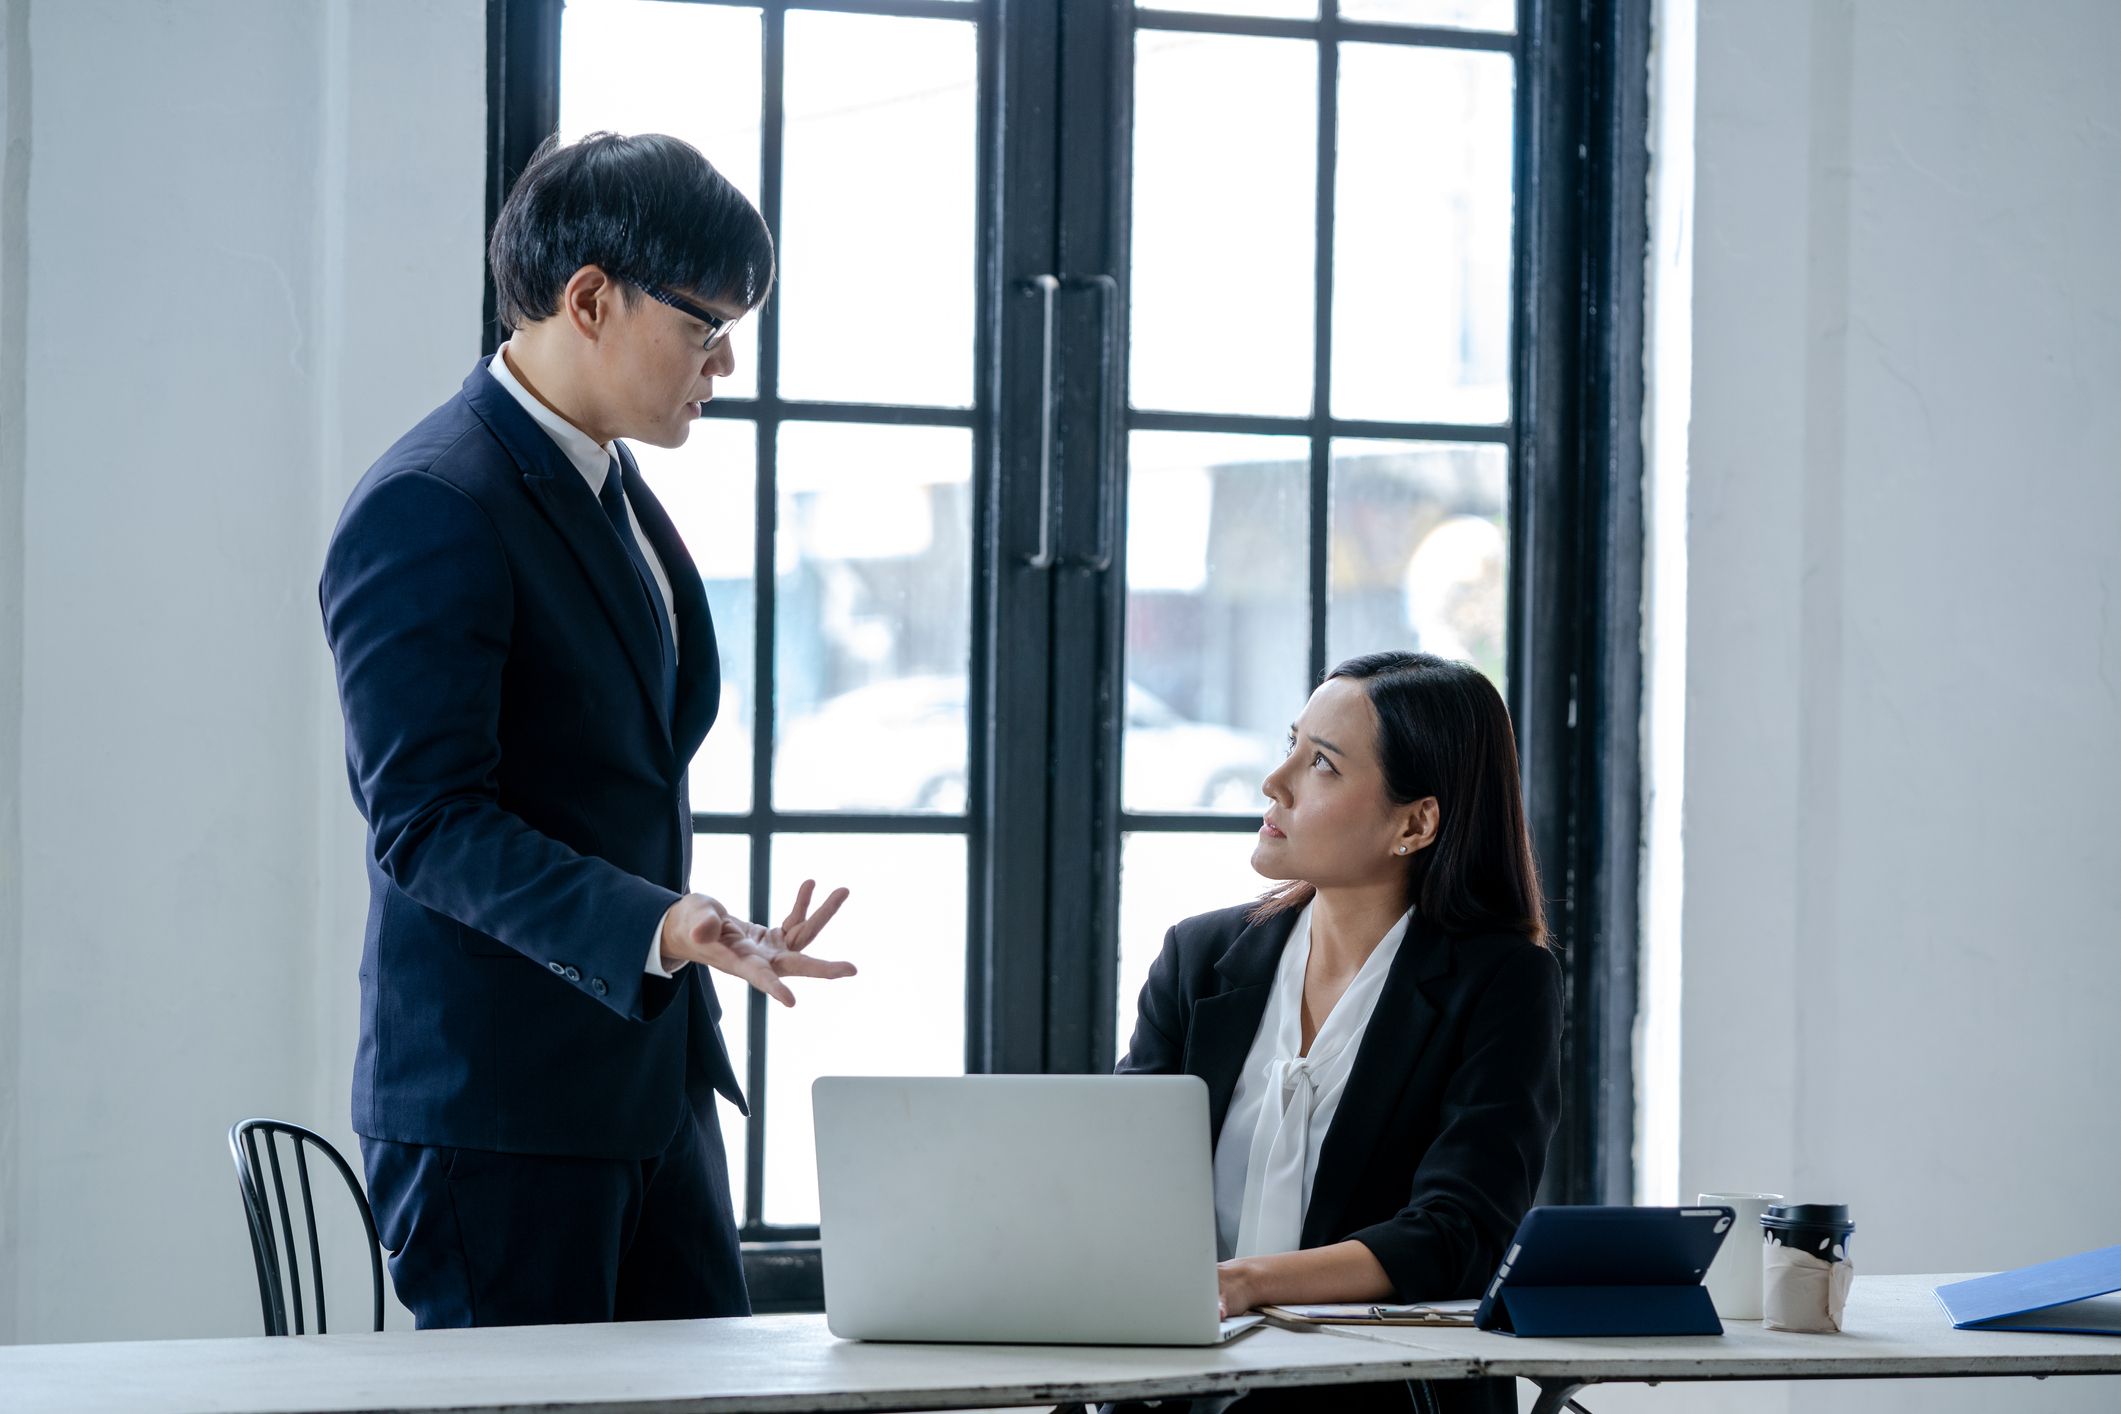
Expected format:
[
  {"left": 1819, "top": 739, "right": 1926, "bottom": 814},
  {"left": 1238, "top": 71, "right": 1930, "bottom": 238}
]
[
  {"left": 741, "top": 2, "right": 790, "bottom": 1236},
  {"left": 1308, "top": 11, "right": 1339, "bottom": 690}
]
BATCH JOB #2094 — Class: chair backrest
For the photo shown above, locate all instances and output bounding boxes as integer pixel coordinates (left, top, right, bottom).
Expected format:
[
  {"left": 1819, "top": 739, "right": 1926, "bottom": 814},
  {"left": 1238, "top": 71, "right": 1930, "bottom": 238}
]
[{"left": 227, "top": 1119, "right": 385, "bottom": 1336}]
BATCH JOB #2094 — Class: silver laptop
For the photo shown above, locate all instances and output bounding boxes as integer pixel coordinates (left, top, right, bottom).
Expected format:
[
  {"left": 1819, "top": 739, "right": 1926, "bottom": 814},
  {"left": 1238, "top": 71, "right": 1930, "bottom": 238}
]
[{"left": 813, "top": 1074, "right": 1263, "bottom": 1345}]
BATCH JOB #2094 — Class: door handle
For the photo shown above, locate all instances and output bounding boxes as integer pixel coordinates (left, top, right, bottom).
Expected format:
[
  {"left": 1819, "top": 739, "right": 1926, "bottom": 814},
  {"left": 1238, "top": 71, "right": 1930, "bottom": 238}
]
[
  {"left": 1020, "top": 272, "right": 1123, "bottom": 572},
  {"left": 1021, "top": 274, "right": 1061, "bottom": 570}
]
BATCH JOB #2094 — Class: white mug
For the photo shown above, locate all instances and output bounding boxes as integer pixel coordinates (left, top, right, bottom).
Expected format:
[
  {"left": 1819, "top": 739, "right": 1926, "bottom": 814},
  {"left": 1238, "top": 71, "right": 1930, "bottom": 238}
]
[{"left": 1697, "top": 1192, "right": 1783, "bottom": 1321}]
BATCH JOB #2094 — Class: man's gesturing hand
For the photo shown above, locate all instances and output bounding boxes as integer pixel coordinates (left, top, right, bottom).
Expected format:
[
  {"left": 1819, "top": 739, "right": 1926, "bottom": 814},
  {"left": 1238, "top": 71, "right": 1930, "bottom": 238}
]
[{"left": 658, "top": 880, "right": 854, "bottom": 1005}]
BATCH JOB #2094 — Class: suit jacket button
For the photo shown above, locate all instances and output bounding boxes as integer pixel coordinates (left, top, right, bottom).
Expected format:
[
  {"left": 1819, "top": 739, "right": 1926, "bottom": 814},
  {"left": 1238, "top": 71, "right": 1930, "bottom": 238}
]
[
  {"left": 547, "top": 961, "right": 567, "bottom": 976},
  {"left": 564, "top": 965, "right": 582, "bottom": 982},
  {"left": 591, "top": 977, "right": 608, "bottom": 996}
]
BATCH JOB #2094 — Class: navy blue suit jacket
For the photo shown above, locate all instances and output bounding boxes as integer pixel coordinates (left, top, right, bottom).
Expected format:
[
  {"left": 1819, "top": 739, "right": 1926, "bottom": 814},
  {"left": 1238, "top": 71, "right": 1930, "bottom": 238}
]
[{"left": 322, "top": 360, "right": 744, "bottom": 1160}]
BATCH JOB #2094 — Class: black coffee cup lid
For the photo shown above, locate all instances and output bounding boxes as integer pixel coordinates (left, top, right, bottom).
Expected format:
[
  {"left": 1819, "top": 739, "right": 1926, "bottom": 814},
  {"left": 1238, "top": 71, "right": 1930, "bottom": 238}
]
[{"left": 1761, "top": 1202, "right": 1853, "bottom": 1229}]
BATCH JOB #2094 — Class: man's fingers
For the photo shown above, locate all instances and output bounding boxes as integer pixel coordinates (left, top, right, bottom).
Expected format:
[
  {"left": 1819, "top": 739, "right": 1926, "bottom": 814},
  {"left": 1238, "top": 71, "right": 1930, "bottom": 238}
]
[
  {"left": 744, "top": 959, "right": 797, "bottom": 1007},
  {"left": 687, "top": 944, "right": 797, "bottom": 1005},
  {"left": 787, "top": 886, "right": 850, "bottom": 952},
  {"left": 672, "top": 884, "right": 853, "bottom": 1004},
  {"left": 774, "top": 952, "right": 857, "bottom": 980},
  {"left": 779, "top": 878, "right": 817, "bottom": 933}
]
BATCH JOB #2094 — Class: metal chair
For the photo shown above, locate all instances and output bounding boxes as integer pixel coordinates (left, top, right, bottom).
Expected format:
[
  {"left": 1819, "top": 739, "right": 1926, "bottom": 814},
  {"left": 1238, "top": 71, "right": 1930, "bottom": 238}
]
[{"left": 228, "top": 1118, "right": 385, "bottom": 1335}]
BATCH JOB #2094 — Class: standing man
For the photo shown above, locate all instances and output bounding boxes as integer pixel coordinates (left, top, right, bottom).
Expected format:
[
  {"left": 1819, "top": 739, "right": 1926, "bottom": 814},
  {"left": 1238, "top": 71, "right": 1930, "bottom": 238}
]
[{"left": 320, "top": 132, "right": 851, "bottom": 1328}]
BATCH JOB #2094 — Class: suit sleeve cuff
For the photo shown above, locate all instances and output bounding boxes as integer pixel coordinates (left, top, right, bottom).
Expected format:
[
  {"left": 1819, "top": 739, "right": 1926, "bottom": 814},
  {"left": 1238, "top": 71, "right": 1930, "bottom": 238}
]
[{"left": 645, "top": 904, "right": 689, "bottom": 976}]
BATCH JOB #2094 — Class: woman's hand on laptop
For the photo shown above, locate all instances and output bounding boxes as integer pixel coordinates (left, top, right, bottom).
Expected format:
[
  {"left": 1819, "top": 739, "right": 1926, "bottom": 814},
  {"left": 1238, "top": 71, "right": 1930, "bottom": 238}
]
[
  {"left": 1216, "top": 1242, "right": 1396, "bottom": 1317},
  {"left": 658, "top": 880, "right": 855, "bottom": 1005},
  {"left": 1217, "top": 1259, "right": 1262, "bottom": 1318}
]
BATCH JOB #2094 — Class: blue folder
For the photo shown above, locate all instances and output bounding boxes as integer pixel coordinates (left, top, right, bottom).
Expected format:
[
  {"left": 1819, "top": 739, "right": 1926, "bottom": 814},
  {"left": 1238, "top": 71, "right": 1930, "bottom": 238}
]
[
  {"left": 1935, "top": 1245, "right": 2121, "bottom": 1336},
  {"left": 1474, "top": 1206, "right": 1734, "bottom": 1338}
]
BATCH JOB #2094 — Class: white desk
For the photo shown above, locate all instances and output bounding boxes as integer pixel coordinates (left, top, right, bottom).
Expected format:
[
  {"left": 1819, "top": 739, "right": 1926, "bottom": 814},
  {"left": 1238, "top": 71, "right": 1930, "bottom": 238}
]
[
  {"left": 1323, "top": 1274, "right": 2121, "bottom": 1413},
  {"left": 0, "top": 1316, "right": 1463, "bottom": 1413},
  {"left": 3, "top": 1275, "right": 2118, "bottom": 1414}
]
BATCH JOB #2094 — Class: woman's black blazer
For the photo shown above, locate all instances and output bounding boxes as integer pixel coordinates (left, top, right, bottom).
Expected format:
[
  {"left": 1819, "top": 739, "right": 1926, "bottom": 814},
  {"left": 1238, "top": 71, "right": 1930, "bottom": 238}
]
[{"left": 1118, "top": 899, "right": 1563, "bottom": 1302}]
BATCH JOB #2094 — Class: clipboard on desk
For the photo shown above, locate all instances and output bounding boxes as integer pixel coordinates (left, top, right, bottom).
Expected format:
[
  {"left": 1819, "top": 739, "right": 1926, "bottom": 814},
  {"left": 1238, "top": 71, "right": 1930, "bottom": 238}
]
[
  {"left": 1474, "top": 1206, "right": 1734, "bottom": 1337},
  {"left": 1936, "top": 1244, "right": 2121, "bottom": 1336},
  {"left": 1261, "top": 1300, "right": 1479, "bottom": 1329}
]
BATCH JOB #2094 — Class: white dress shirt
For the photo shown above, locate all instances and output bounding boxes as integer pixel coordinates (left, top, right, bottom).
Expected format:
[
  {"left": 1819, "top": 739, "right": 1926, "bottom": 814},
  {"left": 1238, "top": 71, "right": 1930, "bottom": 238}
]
[
  {"left": 1212, "top": 901, "right": 1412, "bottom": 1260},
  {"left": 485, "top": 345, "right": 686, "bottom": 979}
]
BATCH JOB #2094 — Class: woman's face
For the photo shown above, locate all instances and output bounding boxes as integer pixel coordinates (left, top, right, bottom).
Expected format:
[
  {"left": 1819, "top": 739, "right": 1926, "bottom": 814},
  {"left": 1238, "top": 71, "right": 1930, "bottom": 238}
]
[{"left": 1252, "top": 676, "right": 1432, "bottom": 888}]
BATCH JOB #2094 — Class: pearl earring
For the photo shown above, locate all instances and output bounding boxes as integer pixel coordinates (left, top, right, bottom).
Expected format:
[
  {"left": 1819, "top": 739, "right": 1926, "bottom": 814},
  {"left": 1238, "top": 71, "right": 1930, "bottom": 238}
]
[{"left": 1397, "top": 846, "right": 1408, "bottom": 855}]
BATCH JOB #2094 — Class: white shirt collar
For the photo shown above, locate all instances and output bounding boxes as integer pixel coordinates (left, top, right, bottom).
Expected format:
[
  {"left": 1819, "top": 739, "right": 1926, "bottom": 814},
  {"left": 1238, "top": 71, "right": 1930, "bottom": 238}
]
[{"left": 486, "top": 342, "right": 618, "bottom": 496}]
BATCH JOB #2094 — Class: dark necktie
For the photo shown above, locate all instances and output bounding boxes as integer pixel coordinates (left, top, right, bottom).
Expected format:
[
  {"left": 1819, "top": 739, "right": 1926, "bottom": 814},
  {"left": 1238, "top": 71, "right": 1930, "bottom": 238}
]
[{"left": 599, "top": 455, "right": 677, "bottom": 724}]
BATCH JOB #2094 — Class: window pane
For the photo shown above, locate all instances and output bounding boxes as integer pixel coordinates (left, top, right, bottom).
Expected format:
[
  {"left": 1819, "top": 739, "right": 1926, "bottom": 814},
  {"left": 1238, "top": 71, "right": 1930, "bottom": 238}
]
[
  {"left": 559, "top": 1, "right": 765, "bottom": 401},
  {"left": 1339, "top": 0, "right": 1516, "bottom": 31},
  {"left": 763, "top": 833, "right": 967, "bottom": 1225},
  {"left": 1326, "top": 440, "right": 1508, "bottom": 684},
  {"left": 1116, "top": 832, "right": 1275, "bottom": 1061},
  {"left": 773, "top": 423, "right": 972, "bottom": 813},
  {"left": 1141, "top": 0, "right": 1317, "bottom": 16},
  {"left": 1130, "top": 32, "right": 1316, "bottom": 416},
  {"left": 1333, "top": 45, "right": 1515, "bottom": 425},
  {"left": 1124, "top": 432, "right": 1307, "bottom": 814},
  {"left": 689, "top": 832, "right": 753, "bottom": 1226},
  {"left": 778, "top": 13, "right": 976, "bottom": 407},
  {"left": 632, "top": 419, "right": 757, "bottom": 813}
]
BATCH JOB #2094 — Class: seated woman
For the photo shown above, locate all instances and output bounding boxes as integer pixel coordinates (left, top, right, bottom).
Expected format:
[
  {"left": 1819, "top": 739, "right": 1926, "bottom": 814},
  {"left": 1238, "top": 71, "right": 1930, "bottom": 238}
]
[{"left": 1117, "top": 651, "right": 1561, "bottom": 1414}]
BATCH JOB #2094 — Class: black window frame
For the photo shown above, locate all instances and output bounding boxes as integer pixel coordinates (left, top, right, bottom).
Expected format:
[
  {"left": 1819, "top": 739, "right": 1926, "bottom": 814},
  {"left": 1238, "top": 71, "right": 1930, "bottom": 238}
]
[
  {"left": 993, "top": 0, "right": 1651, "bottom": 1208},
  {"left": 487, "top": 0, "right": 1649, "bottom": 1311}
]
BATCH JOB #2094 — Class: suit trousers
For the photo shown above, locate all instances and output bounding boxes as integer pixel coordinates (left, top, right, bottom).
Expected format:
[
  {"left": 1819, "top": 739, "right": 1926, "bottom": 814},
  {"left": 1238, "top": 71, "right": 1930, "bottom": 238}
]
[{"left": 360, "top": 1104, "right": 747, "bottom": 1327}]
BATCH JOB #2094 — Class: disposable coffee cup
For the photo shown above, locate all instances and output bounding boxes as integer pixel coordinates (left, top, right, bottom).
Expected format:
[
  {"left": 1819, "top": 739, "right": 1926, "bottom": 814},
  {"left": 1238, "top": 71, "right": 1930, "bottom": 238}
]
[
  {"left": 1760, "top": 1202, "right": 1856, "bottom": 1333},
  {"left": 1698, "top": 1192, "right": 1782, "bottom": 1320},
  {"left": 1760, "top": 1203, "right": 1854, "bottom": 1262}
]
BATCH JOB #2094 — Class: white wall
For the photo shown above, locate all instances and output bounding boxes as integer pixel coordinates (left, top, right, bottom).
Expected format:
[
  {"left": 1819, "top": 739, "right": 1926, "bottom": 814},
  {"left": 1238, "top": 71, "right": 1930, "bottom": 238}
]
[
  {"left": 1646, "top": 1, "right": 2121, "bottom": 1410},
  {"left": 4, "top": 0, "right": 483, "bottom": 1344},
  {"left": 0, "top": 0, "right": 30, "bottom": 1354}
]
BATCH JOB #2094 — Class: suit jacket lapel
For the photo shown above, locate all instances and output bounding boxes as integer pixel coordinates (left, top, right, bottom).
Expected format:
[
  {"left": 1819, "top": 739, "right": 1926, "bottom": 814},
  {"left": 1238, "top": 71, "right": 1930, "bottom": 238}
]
[
  {"left": 1187, "top": 908, "right": 1302, "bottom": 1146},
  {"left": 614, "top": 443, "right": 721, "bottom": 764},
  {"left": 461, "top": 363, "right": 672, "bottom": 754},
  {"left": 1300, "top": 911, "right": 1453, "bottom": 1249}
]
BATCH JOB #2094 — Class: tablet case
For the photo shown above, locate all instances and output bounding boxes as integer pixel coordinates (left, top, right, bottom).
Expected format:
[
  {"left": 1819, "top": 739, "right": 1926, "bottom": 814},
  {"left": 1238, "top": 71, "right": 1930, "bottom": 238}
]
[
  {"left": 1475, "top": 1205, "right": 1734, "bottom": 1337},
  {"left": 1935, "top": 1244, "right": 2121, "bottom": 1336}
]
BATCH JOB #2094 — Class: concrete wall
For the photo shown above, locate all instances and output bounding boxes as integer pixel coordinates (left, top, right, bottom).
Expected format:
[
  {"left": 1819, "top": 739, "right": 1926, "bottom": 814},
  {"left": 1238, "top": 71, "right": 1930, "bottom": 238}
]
[
  {"left": 4, "top": 0, "right": 482, "bottom": 1344},
  {"left": 1640, "top": 1, "right": 2121, "bottom": 1409}
]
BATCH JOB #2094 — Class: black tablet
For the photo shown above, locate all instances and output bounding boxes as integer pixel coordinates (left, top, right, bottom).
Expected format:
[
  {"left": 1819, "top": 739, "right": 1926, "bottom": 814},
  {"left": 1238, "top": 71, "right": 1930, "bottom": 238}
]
[{"left": 1474, "top": 1205, "right": 1735, "bottom": 1336}]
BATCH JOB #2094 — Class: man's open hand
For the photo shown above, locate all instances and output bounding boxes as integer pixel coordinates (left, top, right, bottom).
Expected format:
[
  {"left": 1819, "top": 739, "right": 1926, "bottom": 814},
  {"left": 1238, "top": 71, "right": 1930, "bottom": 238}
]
[{"left": 658, "top": 880, "right": 854, "bottom": 1005}]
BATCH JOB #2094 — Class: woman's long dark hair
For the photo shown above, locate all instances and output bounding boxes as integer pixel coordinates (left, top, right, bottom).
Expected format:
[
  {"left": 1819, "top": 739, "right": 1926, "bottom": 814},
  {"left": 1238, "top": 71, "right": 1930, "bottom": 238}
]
[{"left": 1249, "top": 651, "right": 1548, "bottom": 946}]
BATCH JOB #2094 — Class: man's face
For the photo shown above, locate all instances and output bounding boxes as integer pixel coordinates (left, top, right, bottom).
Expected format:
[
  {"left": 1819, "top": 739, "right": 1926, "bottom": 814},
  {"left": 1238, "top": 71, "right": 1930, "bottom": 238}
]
[{"left": 601, "top": 282, "right": 747, "bottom": 449}]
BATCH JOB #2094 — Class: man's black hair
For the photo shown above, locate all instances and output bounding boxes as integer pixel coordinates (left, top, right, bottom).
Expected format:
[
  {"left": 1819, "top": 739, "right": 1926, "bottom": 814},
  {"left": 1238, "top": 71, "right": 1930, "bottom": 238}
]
[{"left": 489, "top": 131, "right": 775, "bottom": 331}]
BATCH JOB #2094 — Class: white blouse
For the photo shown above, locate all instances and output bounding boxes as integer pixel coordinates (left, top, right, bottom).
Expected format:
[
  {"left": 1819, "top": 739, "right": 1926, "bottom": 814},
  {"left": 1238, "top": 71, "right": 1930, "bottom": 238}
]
[{"left": 1212, "top": 900, "right": 1412, "bottom": 1260}]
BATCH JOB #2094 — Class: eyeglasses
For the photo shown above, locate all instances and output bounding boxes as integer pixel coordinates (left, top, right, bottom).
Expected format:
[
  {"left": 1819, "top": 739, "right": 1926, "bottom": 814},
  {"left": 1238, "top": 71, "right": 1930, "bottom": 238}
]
[{"left": 628, "top": 279, "right": 738, "bottom": 352}]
